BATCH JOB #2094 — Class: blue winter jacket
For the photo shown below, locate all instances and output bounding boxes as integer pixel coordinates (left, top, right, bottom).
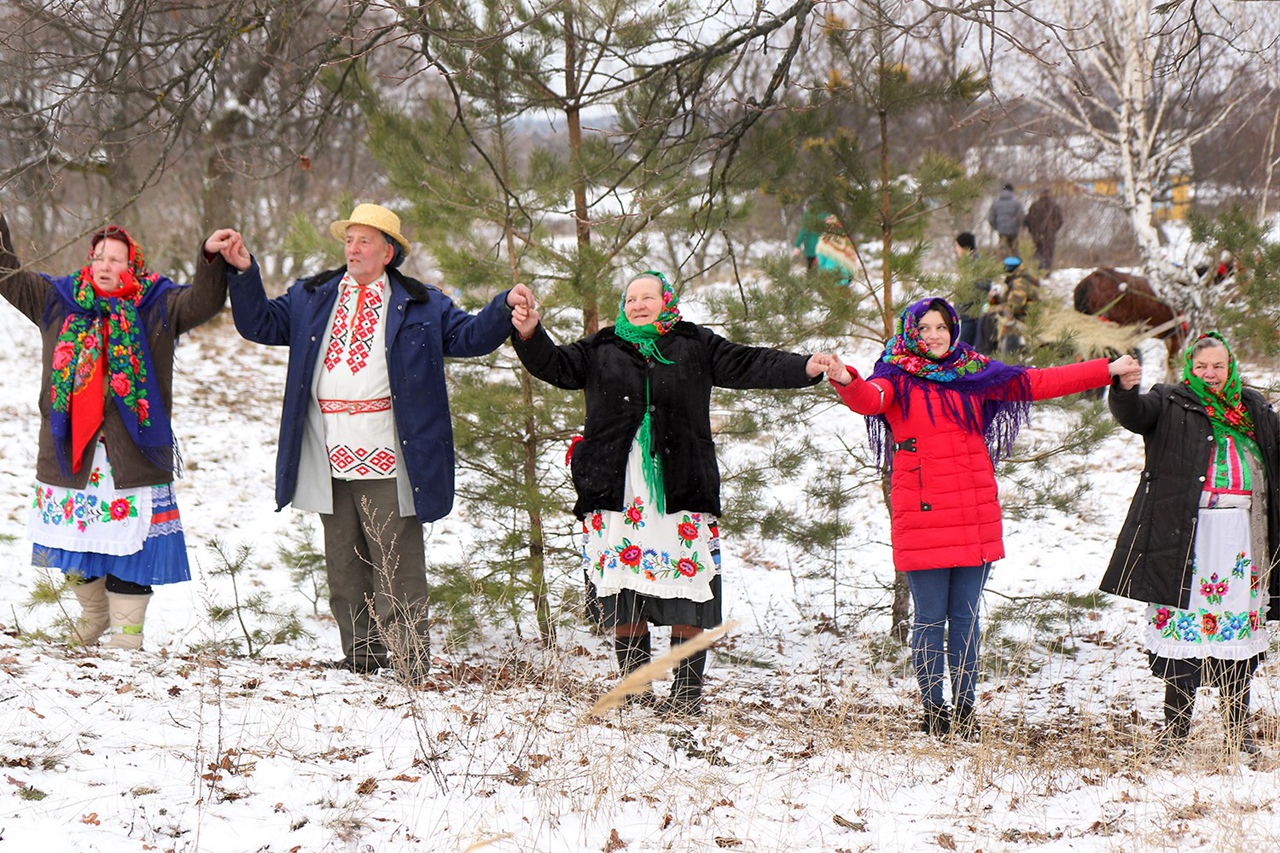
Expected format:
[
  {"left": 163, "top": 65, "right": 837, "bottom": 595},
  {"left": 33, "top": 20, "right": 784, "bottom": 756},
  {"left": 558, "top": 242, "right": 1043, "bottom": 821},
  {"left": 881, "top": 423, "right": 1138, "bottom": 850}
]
[{"left": 227, "top": 261, "right": 512, "bottom": 522}]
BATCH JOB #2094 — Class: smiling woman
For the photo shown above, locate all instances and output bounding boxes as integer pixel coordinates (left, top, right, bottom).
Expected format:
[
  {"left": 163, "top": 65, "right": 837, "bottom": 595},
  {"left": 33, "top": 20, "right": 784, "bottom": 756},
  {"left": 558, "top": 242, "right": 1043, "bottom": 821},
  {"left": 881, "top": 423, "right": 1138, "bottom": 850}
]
[
  {"left": 511, "top": 270, "right": 829, "bottom": 717},
  {"left": 0, "top": 210, "right": 227, "bottom": 651},
  {"left": 825, "top": 296, "right": 1139, "bottom": 740},
  {"left": 1103, "top": 332, "right": 1280, "bottom": 755}
]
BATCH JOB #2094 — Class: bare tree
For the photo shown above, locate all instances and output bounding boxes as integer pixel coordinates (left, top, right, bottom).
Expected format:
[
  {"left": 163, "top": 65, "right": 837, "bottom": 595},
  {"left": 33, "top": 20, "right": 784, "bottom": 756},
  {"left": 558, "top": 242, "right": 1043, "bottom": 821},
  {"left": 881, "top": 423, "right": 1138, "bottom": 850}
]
[{"left": 1011, "top": 0, "right": 1262, "bottom": 294}]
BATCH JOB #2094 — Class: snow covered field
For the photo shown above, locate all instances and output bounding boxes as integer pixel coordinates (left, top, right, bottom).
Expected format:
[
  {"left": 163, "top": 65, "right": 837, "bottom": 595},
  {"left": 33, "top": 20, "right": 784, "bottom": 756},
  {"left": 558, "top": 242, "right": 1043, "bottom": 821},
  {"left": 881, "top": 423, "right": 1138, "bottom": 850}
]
[{"left": 2, "top": 273, "right": 1279, "bottom": 853}]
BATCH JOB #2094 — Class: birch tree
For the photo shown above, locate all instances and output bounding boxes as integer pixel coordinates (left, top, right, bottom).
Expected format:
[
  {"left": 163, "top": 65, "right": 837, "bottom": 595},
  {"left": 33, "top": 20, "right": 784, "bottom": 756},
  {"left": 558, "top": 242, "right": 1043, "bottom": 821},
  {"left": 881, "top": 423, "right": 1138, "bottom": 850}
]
[{"left": 1015, "top": 0, "right": 1259, "bottom": 297}]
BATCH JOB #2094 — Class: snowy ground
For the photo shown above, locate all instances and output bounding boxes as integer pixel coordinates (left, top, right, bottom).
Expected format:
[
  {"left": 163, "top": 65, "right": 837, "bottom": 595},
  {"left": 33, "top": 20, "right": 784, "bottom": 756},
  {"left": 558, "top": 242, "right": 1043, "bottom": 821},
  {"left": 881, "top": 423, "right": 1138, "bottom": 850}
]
[{"left": 3, "top": 274, "right": 1280, "bottom": 853}]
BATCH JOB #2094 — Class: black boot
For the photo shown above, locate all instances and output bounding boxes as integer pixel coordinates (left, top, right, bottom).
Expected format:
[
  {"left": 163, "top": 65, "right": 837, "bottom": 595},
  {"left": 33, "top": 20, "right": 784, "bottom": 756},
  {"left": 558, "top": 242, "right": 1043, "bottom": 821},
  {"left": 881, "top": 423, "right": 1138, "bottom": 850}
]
[
  {"left": 953, "top": 704, "right": 980, "bottom": 741},
  {"left": 922, "top": 704, "right": 950, "bottom": 737},
  {"left": 614, "top": 633, "right": 657, "bottom": 708},
  {"left": 661, "top": 636, "right": 706, "bottom": 718},
  {"left": 1219, "top": 662, "right": 1260, "bottom": 755},
  {"left": 1161, "top": 676, "right": 1196, "bottom": 751}
]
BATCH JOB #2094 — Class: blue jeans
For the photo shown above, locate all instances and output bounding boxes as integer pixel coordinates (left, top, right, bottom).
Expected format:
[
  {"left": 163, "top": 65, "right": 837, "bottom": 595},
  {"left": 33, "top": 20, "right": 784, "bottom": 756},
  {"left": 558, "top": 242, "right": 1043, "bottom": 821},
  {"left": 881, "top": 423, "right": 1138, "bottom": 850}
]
[{"left": 906, "top": 564, "right": 991, "bottom": 710}]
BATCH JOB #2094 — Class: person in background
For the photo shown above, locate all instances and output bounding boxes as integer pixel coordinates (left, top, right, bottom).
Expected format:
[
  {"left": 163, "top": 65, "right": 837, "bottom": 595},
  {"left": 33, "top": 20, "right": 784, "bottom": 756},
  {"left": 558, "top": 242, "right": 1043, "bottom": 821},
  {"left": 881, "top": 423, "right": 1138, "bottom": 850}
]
[
  {"left": 825, "top": 297, "right": 1139, "bottom": 739},
  {"left": 1102, "top": 333, "right": 1280, "bottom": 754},
  {"left": 988, "top": 256, "right": 1040, "bottom": 356},
  {"left": 0, "top": 206, "right": 227, "bottom": 650},
  {"left": 1025, "top": 189, "right": 1064, "bottom": 271},
  {"left": 986, "top": 183, "right": 1025, "bottom": 255},
  {"left": 512, "top": 271, "right": 829, "bottom": 716},
  {"left": 208, "top": 204, "right": 532, "bottom": 680},
  {"left": 953, "top": 232, "right": 990, "bottom": 349}
]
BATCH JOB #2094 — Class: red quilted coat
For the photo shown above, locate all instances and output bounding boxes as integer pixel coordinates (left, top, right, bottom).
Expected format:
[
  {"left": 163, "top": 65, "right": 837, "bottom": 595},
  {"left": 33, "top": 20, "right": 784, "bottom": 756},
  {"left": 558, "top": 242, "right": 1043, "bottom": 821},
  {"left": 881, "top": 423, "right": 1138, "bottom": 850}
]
[{"left": 833, "top": 359, "right": 1112, "bottom": 571}]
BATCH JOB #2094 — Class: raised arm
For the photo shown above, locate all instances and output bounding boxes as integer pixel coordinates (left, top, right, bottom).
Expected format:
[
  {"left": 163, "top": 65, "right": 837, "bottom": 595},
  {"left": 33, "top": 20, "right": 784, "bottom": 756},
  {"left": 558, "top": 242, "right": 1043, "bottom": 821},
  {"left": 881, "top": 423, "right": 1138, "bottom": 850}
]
[
  {"left": 165, "top": 244, "right": 228, "bottom": 335},
  {"left": 226, "top": 259, "right": 294, "bottom": 346},
  {"left": 0, "top": 211, "right": 54, "bottom": 323},
  {"left": 511, "top": 322, "right": 593, "bottom": 390},
  {"left": 1108, "top": 382, "right": 1164, "bottom": 436},
  {"left": 828, "top": 358, "right": 895, "bottom": 415},
  {"left": 702, "top": 327, "right": 819, "bottom": 390}
]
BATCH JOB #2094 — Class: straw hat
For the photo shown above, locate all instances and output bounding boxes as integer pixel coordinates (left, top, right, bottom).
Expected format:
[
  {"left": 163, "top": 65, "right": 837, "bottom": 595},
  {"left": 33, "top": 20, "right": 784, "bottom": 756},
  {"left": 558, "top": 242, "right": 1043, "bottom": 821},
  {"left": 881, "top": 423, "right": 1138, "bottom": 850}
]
[{"left": 329, "top": 203, "right": 411, "bottom": 256}]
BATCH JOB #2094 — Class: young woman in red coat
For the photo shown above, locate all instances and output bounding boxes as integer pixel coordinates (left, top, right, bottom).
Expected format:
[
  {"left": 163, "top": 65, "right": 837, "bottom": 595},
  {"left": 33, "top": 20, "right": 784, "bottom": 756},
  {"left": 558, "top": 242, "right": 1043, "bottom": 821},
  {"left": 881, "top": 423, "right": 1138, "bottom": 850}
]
[{"left": 826, "top": 297, "right": 1139, "bottom": 738}]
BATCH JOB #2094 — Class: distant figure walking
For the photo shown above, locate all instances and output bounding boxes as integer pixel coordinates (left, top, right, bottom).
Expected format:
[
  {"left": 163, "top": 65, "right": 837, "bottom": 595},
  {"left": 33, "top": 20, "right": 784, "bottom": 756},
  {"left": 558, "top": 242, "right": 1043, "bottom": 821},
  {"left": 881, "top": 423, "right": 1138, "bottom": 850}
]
[
  {"left": 986, "top": 183, "right": 1025, "bottom": 255},
  {"left": 1025, "top": 190, "right": 1064, "bottom": 270}
]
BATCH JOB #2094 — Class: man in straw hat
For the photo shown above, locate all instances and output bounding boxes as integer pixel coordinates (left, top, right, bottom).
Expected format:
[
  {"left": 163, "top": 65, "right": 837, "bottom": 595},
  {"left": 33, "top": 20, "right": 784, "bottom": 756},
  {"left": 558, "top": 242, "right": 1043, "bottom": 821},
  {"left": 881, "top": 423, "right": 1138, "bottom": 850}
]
[{"left": 206, "top": 204, "right": 533, "bottom": 679}]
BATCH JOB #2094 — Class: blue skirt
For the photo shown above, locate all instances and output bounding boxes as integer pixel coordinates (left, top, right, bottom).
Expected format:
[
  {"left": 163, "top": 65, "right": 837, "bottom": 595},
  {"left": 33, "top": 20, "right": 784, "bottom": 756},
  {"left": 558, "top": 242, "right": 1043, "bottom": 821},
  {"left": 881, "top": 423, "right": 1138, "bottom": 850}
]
[{"left": 34, "top": 484, "right": 191, "bottom": 586}]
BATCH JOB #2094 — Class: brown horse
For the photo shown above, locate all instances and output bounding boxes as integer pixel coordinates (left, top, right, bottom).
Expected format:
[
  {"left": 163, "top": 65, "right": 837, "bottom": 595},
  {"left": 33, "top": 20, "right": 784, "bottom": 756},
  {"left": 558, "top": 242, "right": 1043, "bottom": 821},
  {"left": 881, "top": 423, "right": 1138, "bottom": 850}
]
[{"left": 1073, "top": 268, "right": 1187, "bottom": 364}]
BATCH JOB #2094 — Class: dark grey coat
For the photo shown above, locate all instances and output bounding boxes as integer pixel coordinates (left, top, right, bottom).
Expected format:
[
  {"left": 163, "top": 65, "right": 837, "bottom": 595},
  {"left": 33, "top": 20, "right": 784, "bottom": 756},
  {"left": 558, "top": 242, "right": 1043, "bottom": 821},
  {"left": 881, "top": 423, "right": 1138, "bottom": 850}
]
[{"left": 1101, "top": 382, "right": 1280, "bottom": 611}]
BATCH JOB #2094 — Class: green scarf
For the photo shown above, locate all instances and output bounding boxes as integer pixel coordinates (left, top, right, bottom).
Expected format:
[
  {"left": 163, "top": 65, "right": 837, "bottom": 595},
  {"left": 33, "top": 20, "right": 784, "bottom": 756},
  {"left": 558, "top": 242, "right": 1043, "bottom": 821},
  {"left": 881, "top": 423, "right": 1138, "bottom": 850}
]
[
  {"left": 614, "top": 271, "right": 681, "bottom": 513},
  {"left": 1182, "top": 332, "right": 1261, "bottom": 488}
]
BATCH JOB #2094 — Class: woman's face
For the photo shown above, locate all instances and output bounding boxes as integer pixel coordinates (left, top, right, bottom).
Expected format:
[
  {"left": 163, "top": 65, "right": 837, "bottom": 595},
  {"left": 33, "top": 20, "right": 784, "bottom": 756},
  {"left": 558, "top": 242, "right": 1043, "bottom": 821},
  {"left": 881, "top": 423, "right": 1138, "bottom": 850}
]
[
  {"left": 1191, "top": 343, "right": 1230, "bottom": 394},
  {"left": 90, "top": 237, "right": 131, "bottom": 292},
  {"left": 918, "top": 309, "right": 952, "bottom": 358},
  {"left": 623, "top": 276, "right": 664, "bottom": 325}
]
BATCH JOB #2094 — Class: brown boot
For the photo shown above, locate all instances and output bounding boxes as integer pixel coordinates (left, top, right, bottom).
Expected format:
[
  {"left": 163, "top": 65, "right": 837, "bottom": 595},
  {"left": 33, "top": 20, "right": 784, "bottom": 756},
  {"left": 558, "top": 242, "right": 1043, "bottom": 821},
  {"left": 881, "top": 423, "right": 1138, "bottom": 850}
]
[
  {"left": 104, "top": 592, "right": 152, "bottom": 650},
  {"left": 71, "top": 577, "right": 110, "bottom": 645}
]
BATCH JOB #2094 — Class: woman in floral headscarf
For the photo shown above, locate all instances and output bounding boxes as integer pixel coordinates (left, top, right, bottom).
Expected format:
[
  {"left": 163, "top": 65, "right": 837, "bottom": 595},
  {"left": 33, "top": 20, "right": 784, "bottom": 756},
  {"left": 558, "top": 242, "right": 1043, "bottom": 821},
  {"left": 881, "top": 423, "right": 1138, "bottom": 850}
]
[
  {"left": 825, "top": 297, "right": 1138, "bottom": 739},
  {"left": 1103, "top": 333, "right": 1280, "bottom": 754},
  {"left": 0, "top": 209, "right": 228, "bottom": 650},
  {"left": 511, "top": 271, "right": 827, "bottom": 716}
]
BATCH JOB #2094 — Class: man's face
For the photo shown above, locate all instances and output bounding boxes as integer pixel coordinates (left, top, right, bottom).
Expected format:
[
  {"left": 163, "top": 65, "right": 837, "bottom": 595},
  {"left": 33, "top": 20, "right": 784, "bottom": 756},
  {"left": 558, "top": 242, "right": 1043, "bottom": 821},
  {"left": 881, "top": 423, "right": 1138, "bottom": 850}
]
[{"left": 345, "top": 224, "right": 395, "bottom": 285}]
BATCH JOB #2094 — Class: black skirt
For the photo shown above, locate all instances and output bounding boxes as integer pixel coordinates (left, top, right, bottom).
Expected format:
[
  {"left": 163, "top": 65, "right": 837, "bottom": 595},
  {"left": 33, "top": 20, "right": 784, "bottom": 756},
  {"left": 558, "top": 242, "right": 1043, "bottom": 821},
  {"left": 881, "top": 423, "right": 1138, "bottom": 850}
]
[{"left": 588, "top": 572, "right": 723, "bottom": 629}]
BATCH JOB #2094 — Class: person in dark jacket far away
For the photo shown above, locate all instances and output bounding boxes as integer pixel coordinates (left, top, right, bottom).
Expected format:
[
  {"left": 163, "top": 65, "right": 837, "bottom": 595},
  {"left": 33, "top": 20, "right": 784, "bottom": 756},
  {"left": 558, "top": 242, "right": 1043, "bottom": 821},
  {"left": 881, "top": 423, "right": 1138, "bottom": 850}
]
[
  {"left": 512, "top": 271, "right": 830, "bottom": 717},
  {"left": 207, "top": 205, "right": 532, "bottom": 680},
  {"left": 825, "top": 297, "right": 1139, "bottom": 740},
  {"left": 1102, "top": 332, "right": 1280, "bottom": 755},
  {"left": 986, "top": 182, "right": 1025, "bottom": 255},
  {"left": 1025, "top": 189, "right": 1064, "bottom": 271}
]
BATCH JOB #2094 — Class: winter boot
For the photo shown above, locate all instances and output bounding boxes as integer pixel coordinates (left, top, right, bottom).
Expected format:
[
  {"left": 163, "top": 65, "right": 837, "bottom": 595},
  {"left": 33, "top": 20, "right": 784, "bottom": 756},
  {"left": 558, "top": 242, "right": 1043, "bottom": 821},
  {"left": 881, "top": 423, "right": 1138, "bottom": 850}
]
[
  {"left": 71, "top": 576, "right": 110, "bottom": 645},
  {"left": 614, "top": 632, "right": 658, "bottom": 708},
  {"left": 922, "top": 703, "right": 951, "bottom": 737},
  {"left": 953, "top": 704, "right": 980, "bottom": 741},
  {"left": 104, "top": 591, "right": 152, "bottom": 650},
  {"left": 1220, "top": 667, "right": 1260, "bottom": 755},
  {"left": 1160, "top": 677, "right": 1196, "bottom": 751},
  {"left": 661, "top": 635, "right": 706, "bottom": 718}
]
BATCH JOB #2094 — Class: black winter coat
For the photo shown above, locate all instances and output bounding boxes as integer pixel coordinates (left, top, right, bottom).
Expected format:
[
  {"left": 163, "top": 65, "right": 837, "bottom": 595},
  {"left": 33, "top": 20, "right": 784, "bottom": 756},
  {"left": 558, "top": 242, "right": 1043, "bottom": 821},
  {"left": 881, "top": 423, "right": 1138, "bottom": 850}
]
[
  {"left": 513, "top": 321, "right": 818, "bottom": 519},
  {"left": 1101, "top": 382, "right": 1280, "bottom": 611}
]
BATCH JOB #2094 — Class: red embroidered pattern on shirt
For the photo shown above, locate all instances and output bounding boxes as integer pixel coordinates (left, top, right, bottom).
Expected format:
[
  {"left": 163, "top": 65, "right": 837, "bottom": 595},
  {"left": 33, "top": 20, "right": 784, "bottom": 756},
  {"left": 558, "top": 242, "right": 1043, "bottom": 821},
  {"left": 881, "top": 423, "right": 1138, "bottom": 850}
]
[
  {"left": 345, "top": 288, "right": 382, "bottom": 374},
  {"left": 324, "top": 298, "right": 352, "bottom": 372},
  {"left": 329, "top": 445, "right": 397, "bottom": 477}
]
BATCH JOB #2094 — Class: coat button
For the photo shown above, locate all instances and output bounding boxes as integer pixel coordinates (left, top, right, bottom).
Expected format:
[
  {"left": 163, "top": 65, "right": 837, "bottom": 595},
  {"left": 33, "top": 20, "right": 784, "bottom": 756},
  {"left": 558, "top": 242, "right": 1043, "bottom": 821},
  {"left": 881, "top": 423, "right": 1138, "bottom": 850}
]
[
  {"left": 921, "top": 503, "right": 932, "bottom": 511},
  {"left": 623, "top": 396, "right": 630, "bottom": 402},
  {"left": 649, "top": 406, "right": 656, "bottom": 413},
  {"left": 1199, "top": 476, "right": 1206, "bottom": 482},
  {"left": 1207, "top": 436, "right": 1214, "bottom": 441},
  {"left": 310, "top": 336, "right": 317, "bottom": 342}
]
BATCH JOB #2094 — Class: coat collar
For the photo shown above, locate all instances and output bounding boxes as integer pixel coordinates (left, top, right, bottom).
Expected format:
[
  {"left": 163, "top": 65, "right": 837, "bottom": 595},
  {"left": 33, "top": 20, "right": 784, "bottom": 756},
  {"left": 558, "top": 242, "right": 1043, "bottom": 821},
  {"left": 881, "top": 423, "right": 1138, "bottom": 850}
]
[{"left": 302, "top": 266, "right": 436, "bottom": 303}]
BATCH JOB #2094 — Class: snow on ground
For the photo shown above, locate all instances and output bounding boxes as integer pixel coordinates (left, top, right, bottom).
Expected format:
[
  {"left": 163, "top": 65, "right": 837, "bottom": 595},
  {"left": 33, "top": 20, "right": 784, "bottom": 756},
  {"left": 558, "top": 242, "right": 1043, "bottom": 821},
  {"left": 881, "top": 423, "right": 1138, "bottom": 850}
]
[{"left": 2, "top": 285, "right": 1279, "bottom": 853}]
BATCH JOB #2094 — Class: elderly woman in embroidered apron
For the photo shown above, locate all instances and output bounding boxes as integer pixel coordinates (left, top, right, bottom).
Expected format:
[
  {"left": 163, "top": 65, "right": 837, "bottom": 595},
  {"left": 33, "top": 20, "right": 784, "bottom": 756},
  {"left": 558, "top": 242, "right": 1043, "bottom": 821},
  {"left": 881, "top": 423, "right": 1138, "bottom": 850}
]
[
  {"left": 0, "top": 210, "right": 227, "bottom": 649},
  {"left": 1103, "top": 333, "right": 1280, "bottom": 753},
  {"left": 512, "top": 272, "right": 827, "bottom": 715}
]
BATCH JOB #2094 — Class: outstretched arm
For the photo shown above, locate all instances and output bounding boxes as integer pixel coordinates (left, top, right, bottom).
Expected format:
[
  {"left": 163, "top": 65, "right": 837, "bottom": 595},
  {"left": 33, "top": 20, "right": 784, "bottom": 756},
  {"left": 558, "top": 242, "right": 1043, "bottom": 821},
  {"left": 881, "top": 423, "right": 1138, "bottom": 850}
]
[
  {"left": 828, "top": 358, "right": 894, "bottom": 415},
  {"left": 0, "top": 210, "right": 54, "bottom": 323}
]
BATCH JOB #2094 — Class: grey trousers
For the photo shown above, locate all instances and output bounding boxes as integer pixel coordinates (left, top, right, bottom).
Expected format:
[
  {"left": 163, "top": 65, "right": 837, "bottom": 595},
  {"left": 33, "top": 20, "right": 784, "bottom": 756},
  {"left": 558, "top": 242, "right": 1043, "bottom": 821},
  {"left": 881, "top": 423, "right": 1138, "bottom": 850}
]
[{"left": 319, "top": 478, "right": 429, "bottom": 669}]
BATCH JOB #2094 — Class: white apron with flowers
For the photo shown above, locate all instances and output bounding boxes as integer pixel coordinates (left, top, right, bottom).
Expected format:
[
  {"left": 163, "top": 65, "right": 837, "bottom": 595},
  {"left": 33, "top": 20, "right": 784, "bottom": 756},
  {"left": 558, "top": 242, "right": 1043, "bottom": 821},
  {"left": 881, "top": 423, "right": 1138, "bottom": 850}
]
[
  {"left": 27, "top": 439, "right": 152, "bottom": 556},
  {"left": 1144, "top": 490, "right": 1269, "bottom": 661},
  {"left": 582, "top": 439, "right": 719, "bottom": 602}
]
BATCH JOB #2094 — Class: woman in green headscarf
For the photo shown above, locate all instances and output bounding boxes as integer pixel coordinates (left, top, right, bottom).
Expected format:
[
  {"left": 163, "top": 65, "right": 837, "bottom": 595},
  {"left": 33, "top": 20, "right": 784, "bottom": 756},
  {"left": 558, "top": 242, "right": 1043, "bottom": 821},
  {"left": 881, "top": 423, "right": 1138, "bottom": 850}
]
[
  {"left": 512, "top": 271, "right": 829, "bottom": 716},
  {"left": 1103, "top": 333, "right": 1280, "bottom": 754}
]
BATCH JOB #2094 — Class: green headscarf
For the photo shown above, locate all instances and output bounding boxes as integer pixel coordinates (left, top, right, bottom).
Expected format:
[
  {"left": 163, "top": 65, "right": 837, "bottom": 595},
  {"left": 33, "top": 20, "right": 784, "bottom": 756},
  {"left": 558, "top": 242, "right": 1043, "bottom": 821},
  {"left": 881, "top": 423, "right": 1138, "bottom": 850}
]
[
  {"left": 1182, "top": 332, "right": 1261, "bottom": 488},
  {"left": 613, "top": 271, "right": 682, "bottom": 513}
]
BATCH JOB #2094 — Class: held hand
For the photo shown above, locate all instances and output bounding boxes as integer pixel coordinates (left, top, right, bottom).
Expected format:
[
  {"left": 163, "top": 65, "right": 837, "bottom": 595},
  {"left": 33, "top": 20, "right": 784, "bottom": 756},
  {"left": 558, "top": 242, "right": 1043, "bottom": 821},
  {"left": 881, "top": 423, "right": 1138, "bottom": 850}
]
[
  {"left": 512, "top": 304, "right": 540, "bottom": 339},
  {"left": 806, "top": 352, "right": 833, "bottom": 378},
  {"left": 825, "top": 356, "right": 853, "bottom": 385},
  {"left": 507, "top": 282, "right": 535, "bottom": 311},
  {"left": 1109, "top": 354, "right": 1142, "bottom": 390},
  {"left": 205, "top": 229, "right": 252, "bottom": 270}
]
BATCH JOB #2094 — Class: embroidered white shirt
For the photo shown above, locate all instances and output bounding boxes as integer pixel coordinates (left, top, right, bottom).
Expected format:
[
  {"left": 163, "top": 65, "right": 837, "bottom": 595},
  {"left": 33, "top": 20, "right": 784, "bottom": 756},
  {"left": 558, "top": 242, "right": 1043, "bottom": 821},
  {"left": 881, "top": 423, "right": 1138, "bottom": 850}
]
[{"left": 316, "top": 272, "right": 397, "bottom": 479}]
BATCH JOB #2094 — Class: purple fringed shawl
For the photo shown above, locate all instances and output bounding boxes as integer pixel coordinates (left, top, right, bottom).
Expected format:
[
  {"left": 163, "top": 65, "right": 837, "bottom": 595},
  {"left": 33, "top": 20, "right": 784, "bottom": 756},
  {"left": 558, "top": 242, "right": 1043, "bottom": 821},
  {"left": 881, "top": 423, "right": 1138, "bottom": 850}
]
[{"left": 866, "top": 298, "right": 1033, "bottom": 470}]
